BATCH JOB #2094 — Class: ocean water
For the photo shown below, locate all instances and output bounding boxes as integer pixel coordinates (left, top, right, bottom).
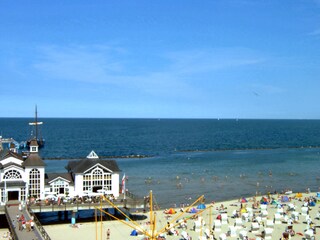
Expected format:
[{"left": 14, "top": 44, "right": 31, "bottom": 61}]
[{"left": 1, "top": 118, "right": 320, "bottom": 208}]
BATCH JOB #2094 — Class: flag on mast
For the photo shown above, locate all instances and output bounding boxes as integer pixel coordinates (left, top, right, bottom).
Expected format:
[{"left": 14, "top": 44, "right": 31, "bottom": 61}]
[{"left": 121, "top": 174, "right": 126, "bottom": 194}]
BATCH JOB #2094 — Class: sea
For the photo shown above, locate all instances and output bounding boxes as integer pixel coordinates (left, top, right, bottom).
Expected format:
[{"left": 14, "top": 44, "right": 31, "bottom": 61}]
[{"left": 1, "top": 118, "right": 320, "bottom": 210}]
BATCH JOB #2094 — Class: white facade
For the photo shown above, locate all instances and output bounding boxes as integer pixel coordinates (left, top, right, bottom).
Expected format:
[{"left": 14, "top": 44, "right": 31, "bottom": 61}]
[
  {"left": 0, "top": 149, "right": 120, "bottom": 204},
  {"left": 0, "top": 151, "right": 45, "bottom": 204},
  {"left": 25, "top": 167, "right": 46, "bottom": 199},
  {"left": 72, "top": 162, "right": 120, "bottom": 198},
  {"left": 74, "top": 174, "right": 83, "bottom": 196},
  {"left": 44, "top": 177, "right": 75, "bottom": 197}
]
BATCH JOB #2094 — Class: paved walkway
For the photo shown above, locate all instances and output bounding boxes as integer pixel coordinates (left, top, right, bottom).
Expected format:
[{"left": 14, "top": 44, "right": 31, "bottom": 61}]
[{"left": 6, "top": 203, "right": 43, "bottom": 240}]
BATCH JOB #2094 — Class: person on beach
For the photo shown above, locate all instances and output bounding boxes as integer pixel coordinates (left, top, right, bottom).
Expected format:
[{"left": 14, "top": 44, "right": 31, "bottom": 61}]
[
  {"left": 281, "top": 232, "right": 290, "bottom": 240},
  {"left": 26, "top": 221, "right": 31, "bottom": 232},
  {"left": 30, "top": 220, "right": 34, "bottom": 231},
  {"left": 106, "top": 228, "right": 110, "bottom": 240},
  {"left": 22, "top": 220, "right": 26, "bottom": 231},
  {"left": 12, "top": 220, "right": 15, "bottom": 229},
  {"left": 18, "top": 219, "right": 22, "bottom": 231}
]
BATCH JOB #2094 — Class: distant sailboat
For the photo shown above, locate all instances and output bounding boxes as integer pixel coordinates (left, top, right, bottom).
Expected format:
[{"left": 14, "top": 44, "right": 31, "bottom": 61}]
[{"left": 27, "top": 105, "right": 45, "bottom": 148}]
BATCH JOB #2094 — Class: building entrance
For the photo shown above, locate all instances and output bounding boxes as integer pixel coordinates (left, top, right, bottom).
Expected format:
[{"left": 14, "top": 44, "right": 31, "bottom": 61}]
[
  {"left": 8, "top": 191, "right": 19, "bottom": 201},
  {"left": 93, "top": 186, "right": 102, "bottom": 192}
]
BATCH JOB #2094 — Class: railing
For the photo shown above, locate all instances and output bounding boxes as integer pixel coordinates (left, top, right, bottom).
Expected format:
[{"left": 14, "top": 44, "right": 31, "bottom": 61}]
[
  {"left": 27, "top": 206, "right": 51, "bottom": 240},
  {"left": 30, "top": 201, "right": 116, "bottom": 212},
  {"left": 125, "top": 190, "right": 139, "bottom": 199},
  {"left": 29, "top": 197, "right": 145, "bottom": 213},
  {"left": 4, "top": 206, "right": 18, "bottom": 240}
]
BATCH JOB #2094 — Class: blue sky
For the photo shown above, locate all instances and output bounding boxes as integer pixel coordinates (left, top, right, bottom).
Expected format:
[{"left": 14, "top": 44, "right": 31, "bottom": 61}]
[{"left": 1, "top": 0, "right": 320, "bottom": 118}]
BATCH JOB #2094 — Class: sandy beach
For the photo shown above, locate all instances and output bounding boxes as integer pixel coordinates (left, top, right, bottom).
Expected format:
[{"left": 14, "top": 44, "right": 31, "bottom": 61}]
[
  {"left": 40, "top": 192, "right": 320, "bottom": 240},
  {"left": 0, "top": 229, "right": 10, "bottom": 239}
]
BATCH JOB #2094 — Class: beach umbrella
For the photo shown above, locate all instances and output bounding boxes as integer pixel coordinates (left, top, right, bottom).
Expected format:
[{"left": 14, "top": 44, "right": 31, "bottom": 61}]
[
  {"left": 197, "top": 203, "right": 206, "bottom": 209},
  {"left": 260, "top": 197, "right": 268, "bottom": 204},
  {"left": 240, "top": 208, "right": 247, "bottom": 213},
  {"left": 130, "top": 230, "right": 138, "bottom": 236},
  {"left": 241, "top": 197, "right": 248, "bottom": 203},
  {"left": 167, "top": 208, "right": 176, "bottom": 214},
  {"left": 309, "top": 201, "right": 316, "bottom": 207},
  {"left": 281, "top": 196, "right": 289, "bottom": 202},
  {"left": 189, "top": 208, "right": 198, "bottom": 213}
]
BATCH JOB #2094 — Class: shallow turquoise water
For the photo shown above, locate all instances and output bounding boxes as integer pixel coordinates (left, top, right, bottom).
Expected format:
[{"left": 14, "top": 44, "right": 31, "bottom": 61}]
[{"left": 44, "top": 147, "right": 320, "bottom": 207}]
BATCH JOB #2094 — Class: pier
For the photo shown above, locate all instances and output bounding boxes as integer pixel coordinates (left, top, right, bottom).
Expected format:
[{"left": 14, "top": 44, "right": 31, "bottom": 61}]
[
  {"left": 0, "top": 135, "right": 145, "bottom": 239},
  {"left": 4, "top": 201, "right": 50, "bottom": 240},
  {"left": 27, "top": 197, "right": 144, "bottom": 214},
  {"left": 23, "top": 192, "right": 144, "bottom": 214},
  {"left": 0, "top": 193, "right": 145, "bottom": 240}
]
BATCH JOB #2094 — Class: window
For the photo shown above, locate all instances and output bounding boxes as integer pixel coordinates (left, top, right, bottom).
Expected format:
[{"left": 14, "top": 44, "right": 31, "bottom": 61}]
[
  {"left": 1, "top": 189, "right": 5, "bottom": 203},
  {"left": 29, "top": 169, "right": 40, "bottom": 198},
  {"left": 50, "top": 179, "right": 69, "bottom": 196},
  {"left": 21, "top": 188, "right": 26, "bottom": 202},
  {"left": 4, "top": 170, "right": 22, "bottom": 179},
  {"left": 82, "top": 167, "right": 112, "bottom": 192}
]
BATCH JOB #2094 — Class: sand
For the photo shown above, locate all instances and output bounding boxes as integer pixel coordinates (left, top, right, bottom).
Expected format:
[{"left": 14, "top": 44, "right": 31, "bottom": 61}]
[
  {"left": 40, "top": 192, "right": 320, "bottom": 240},
  {"left": 0, "top": 229, "right": 10, "bottom": 239}
]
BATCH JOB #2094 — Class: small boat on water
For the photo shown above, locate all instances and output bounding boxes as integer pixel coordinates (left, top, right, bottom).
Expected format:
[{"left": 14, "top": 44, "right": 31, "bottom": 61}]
[{"left": 26, "top": 105, "right": 45, "bottom": 148}]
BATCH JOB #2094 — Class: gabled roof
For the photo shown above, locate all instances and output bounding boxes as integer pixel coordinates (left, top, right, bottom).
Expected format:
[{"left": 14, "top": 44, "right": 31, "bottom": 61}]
[
  {"left": 45, "top": 173, "right": 74, "bottom": 185},
  {"left": 23, "top": 153, "right": 45, "bottom": 167},
  {"left": 2, "top": 162, "right": 24, "bottom": 169},
  {"left": 87, "top": 150, "right": 99, "bottom": 159},
  {"left": 0, "top": 150, "right": 24, "bottom": 161},
  {"left": 66, "top": 159, "right": 120, "bottom": 174}
]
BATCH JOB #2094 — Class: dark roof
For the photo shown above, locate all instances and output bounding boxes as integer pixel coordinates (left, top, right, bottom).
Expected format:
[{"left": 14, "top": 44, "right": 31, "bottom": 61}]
[
  {"left": 45, "top": 173, "right": 74, "bottom": 185},
  {"left": 66, "top": 159, "right": 121, "bottom": 174},
  {"left": 0, "top": 181, "right": 26, "bottom": 187},
  {"left": 0, "top": 150, "right": 24, "bottom": 161},
  {"left": 2, "top": 162, "right": 24, "bottom": 169},
  {"left": 29, "top": 139, "right": 38, "bottom": 146},
  {"left": 23, "top": 153, "right": 45, "bottom": 167}
]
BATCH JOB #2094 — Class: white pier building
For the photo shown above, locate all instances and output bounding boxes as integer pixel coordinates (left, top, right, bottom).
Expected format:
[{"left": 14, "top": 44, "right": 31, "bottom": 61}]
[{"left": 0, "top": 140, "right": 121, "bottom": 204}]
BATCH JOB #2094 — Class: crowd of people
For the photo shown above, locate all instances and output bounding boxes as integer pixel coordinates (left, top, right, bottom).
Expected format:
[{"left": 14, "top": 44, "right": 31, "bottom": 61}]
[{"left": 28, "top": 194, "right": 118, "bottom": 207}]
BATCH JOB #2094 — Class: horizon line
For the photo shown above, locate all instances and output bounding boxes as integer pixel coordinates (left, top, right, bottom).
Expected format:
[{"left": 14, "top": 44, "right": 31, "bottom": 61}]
[{"left": 1, "top": 117, "right": 320, "bottom": 121}]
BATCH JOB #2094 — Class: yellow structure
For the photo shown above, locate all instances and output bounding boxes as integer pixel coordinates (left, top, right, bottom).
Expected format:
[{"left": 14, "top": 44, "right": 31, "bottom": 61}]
[{"left": 94, "top": 190, "right": 210, "bottom": 240}]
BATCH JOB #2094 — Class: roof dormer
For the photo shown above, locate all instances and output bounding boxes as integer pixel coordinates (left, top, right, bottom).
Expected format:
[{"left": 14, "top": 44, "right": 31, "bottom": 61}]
[
  {"left": 9, "top": 142, "right": 17, "bottom": 153},
  {"left": 87, "top": 150, "right": 99, "bottom": 159},
  {"left": 29, "top": 139, "right": 39, "bottom": 153}
]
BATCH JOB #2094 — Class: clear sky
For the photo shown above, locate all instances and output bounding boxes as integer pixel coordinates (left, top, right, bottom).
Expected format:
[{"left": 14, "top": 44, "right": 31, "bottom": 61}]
[{"left": 1, "top": 0, "right": 320, "bottom": 119}]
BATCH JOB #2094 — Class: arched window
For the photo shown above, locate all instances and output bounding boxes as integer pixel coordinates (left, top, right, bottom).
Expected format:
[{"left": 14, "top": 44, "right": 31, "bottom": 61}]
[
  {"left": 83, "top": 167, "right": 112, "bottom": 192},
  {"left": 4, "top": 170, "right": 22, "bottom": 179},
  {"left": 29, "top": 169, "right": 40, "bottom": 198}
]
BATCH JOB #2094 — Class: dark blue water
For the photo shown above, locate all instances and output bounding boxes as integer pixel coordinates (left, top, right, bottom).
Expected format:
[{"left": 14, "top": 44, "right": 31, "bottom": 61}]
[
  {"left": 2, "top": 118, "right": 320, "bottom": 158},
  {"left": 1, "top": 118, "right": 320, "bottom": 207}
]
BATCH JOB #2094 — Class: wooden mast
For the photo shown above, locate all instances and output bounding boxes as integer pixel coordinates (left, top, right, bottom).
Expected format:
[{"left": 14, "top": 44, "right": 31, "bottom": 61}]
[
  {"left": 28, "top": 105, "right": 44, "bottom": 147},
  {"left": 35, "top": 105, "right": 38, "bottom": 141}
]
